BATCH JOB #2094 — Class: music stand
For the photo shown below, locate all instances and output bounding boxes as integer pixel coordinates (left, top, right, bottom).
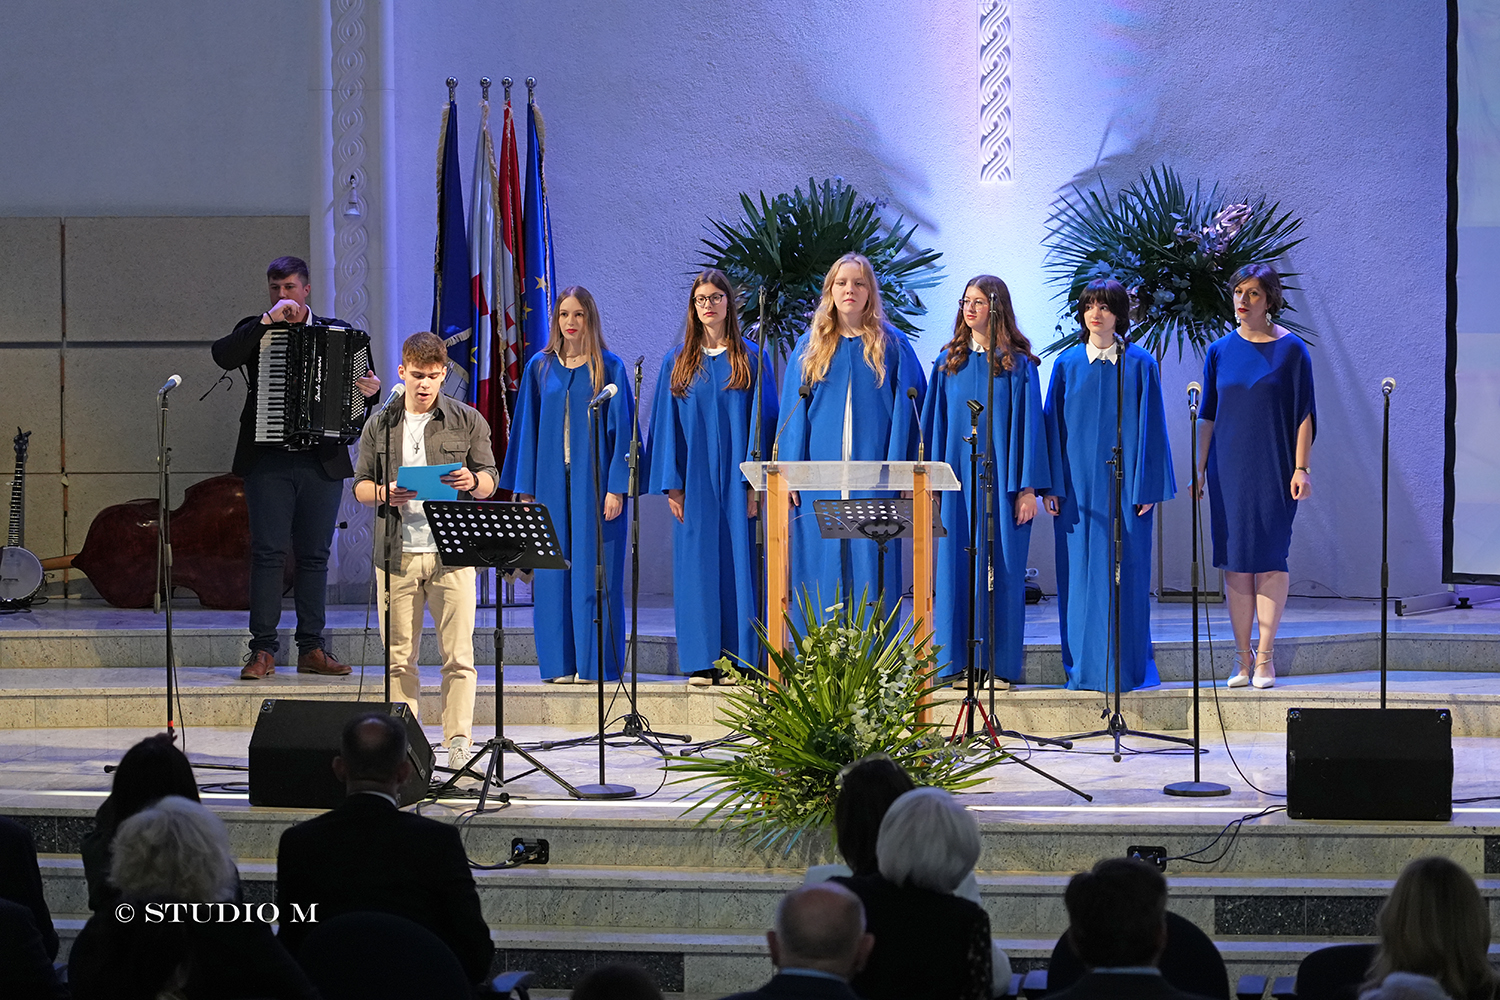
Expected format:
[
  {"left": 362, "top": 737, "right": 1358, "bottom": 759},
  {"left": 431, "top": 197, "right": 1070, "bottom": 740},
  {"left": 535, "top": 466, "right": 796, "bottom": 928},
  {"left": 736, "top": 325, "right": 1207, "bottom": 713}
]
[
  {"left": 810, "top": 497, "right": 945, "bottom": 611},
  {"left": 423, "top": 500, "right": 614, "bottom": 807}
]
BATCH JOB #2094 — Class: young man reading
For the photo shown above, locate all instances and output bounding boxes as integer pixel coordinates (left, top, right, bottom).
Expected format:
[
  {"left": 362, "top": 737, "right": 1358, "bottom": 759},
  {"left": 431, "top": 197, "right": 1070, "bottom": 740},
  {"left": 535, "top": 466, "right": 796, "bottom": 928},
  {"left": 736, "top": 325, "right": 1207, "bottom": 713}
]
[{"left": 352, "top": 332, "right": 497, "bottom": 768}]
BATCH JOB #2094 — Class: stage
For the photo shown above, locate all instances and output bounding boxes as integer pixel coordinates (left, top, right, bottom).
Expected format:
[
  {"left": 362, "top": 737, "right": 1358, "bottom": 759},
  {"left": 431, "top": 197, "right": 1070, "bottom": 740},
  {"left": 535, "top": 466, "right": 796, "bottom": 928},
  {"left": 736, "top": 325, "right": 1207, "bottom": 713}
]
[{"left": 3, "top": 595, "right": 1500, "bottom": 996}]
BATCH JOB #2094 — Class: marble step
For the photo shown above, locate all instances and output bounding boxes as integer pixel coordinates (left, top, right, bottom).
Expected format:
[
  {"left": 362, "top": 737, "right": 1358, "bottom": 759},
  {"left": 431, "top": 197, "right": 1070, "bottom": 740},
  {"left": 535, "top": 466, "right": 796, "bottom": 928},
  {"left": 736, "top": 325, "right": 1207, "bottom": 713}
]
[
  {"left": 0, "top": 667, "right": 1495, "bottom": 735},
  {"left": 1, "top": 619, "right": 1497, "bottom": 685}
]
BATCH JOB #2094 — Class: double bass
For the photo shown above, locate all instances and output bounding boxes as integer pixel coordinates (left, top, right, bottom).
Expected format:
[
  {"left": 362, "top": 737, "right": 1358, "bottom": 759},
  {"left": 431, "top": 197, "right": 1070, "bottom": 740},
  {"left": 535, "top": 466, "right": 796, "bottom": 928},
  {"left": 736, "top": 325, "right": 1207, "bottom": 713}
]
[{"left": 45, "top": 474, "right": 288, "bottom": 610}]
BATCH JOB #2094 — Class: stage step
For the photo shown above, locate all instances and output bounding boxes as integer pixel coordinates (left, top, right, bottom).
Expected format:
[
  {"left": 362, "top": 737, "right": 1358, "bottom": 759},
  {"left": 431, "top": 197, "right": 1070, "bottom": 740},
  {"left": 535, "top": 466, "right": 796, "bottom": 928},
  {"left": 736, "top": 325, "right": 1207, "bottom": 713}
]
[{"left": 2, "top": 667, "right": 1499, "bottom": 735}]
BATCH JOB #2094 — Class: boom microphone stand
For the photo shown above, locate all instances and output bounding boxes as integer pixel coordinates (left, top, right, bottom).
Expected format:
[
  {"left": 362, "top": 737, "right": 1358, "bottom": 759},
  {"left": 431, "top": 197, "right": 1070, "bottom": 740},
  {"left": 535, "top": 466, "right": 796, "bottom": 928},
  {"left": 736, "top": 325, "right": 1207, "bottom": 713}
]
[
  {"left": 156, "top": 375, "right": 181, "bottom": 737},
  {"left": 1381, "top": 376, "right": 1395, "bottom": 708},
  {"left": 1164, "top": 381, "right": 1229, "bottom": 797},
  {"left": 607, "top": 355, "right": 688, "bottom": 751},
  {"left": 1063, "top": 334, "right": 1193, "bottom": 762}
]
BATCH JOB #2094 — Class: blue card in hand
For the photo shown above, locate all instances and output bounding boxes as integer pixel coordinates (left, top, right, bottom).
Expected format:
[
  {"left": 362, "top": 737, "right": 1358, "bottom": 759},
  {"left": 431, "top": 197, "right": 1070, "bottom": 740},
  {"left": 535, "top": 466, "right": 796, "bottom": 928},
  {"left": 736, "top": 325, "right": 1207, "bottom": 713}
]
[{"left": 396, "top": 463, "right": 463, "bottom": 501}]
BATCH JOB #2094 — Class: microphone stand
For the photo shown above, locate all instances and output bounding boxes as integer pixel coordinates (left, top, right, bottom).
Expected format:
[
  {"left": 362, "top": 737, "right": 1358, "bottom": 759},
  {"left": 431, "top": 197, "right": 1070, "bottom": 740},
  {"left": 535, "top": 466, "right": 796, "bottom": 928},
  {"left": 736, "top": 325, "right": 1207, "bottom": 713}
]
[
  {"left": 155, "top": 384, "right": 177, "bottom": 736},
  {"left": 750, "top": 286, "right": 773, "bottom": 679},
  {"left": 380, "top": 397, "right": 397, "bottom": 707},
  {"left": 583, "top": 390, "right": 634, "bottom": 797},
  {"left": 1164, "top": 386, "right": 1229, "bottom": 796},
  {"left": 610, "top": 357, "right": 688, "bottom": 751},
  {"left": 1381, "top": 378, "right": 1392, "bottom": 708},
  {"left": 1064, "top": 334, "right": 1193, "bottom": 761}
]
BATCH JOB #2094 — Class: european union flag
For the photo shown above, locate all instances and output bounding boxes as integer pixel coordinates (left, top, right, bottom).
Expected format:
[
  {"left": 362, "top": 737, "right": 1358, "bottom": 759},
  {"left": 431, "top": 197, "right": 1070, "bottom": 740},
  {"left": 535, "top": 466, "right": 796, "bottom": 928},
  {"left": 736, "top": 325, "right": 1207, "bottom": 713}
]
[{"left": 520, "top": 92, "right": 556, "bottom": 364}]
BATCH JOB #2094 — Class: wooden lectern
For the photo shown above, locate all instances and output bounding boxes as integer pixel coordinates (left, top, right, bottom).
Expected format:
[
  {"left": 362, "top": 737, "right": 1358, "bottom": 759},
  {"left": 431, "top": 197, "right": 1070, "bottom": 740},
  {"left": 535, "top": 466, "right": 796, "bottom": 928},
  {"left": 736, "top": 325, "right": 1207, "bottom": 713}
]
[{"left": 741, "top": 460, "right": 960, "bottom": 720}]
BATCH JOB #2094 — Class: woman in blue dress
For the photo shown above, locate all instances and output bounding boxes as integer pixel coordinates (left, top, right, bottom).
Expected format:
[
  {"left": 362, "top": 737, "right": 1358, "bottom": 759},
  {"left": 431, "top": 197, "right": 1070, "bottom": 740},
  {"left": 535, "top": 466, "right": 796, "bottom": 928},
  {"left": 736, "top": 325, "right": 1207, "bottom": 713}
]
[
  {"left": 1195, "top": 264, "right": 1315, "bottom": 690},
  {"left": 1043, "top": 279, "right": 1176, "bottom": 693},
  {"left": 921, "top": 276, "right": 1050, "bottom": 687},
  {"left": 647, "top": 269, "right": 777, "bottom": 686},
  {"left": 777, "top": 252, "right": 925, "bottom": 612},
  {"left": 499, "top": 285, "right": 634, "bottom": 683}
]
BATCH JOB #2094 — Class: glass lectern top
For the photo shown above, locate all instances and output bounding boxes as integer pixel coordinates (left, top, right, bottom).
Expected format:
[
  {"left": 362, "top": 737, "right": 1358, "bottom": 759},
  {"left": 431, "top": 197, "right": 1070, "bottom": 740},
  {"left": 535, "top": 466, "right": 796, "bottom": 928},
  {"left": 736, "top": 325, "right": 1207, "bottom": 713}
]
[{"left": 740, "top": 460, "right": 961, "bottom": 491}]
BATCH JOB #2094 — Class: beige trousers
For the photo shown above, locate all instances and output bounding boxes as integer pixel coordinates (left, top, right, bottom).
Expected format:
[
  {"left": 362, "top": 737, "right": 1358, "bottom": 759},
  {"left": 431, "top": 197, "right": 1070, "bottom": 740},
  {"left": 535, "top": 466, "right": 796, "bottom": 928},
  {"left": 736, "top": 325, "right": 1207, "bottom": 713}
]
[{"left": 376, "top": 551, "right": 477, "bottom": 744}]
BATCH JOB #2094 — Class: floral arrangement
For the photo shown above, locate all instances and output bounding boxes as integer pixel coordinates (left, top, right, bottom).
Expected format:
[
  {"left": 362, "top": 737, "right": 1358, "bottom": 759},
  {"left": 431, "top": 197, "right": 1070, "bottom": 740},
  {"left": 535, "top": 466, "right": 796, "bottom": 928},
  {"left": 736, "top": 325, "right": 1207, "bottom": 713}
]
[
  {"left": 666, "top": 596, "right": 1002, "bottom": 852},
  {"left": 698, "top": 178, "right": 944, "bottom": 356},
  {"left": 1041, "top": 165, "right": 1310, "bottom": 358}
]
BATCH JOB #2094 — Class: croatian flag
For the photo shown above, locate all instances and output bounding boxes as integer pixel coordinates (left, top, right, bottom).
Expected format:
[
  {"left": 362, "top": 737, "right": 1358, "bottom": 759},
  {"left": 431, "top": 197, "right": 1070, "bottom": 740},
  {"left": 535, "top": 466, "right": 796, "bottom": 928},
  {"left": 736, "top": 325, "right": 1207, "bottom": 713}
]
[
  {"left": 431, "top": 95, "right": 473, "bottom": 398},
  {"left": 498, "top": 92, "right": 524, "bottom": 402}
]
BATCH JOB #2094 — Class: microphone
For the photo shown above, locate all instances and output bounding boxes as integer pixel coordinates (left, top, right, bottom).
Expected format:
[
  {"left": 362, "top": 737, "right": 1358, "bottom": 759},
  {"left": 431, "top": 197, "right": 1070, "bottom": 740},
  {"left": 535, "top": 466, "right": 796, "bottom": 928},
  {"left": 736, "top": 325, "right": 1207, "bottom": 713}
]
[
  {"left": 907, "top": 387, "right": 925, "bottom": 465},
  {"left": 589, "top": 383, "right": 619, "bottom": 409},
  {"left": 1382, "top": 376, "right": 1396, "bottom": 396},
  {"left": 772, "top": 383, "right": 813, "bottom": 463},
  {"left": 1187, "top": 381, "right": 1202, "bottom": 408},
  {"left": 378, "top": 384, "right": 406, "bottom": 424},
  {"left": 966, "top": 399, "right": 984, "bottom": 425},
  {"left": 157, "top": 374, "right": 182, "bottom": 396}
]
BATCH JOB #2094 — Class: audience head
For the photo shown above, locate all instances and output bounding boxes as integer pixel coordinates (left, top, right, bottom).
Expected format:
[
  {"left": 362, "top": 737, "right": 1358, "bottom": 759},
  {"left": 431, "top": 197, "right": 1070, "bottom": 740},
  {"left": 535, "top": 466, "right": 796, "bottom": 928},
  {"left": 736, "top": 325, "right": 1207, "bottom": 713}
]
[
  {"left": 769, "top": 882, "right": 873, "bottom": 980},
  {"left": 1064, "top": 857, "right": 1168, "bottom": 969},
  {"left": 571, "top": 963, "right": 664, "bottom": 1000},
  {"left": 333, "top": 713, "right": 412, "bottom": 792},
  {"left": 875, "top": 786, "right": 981, "bottom": 894},
  {"left": 1367, "top": 856, "right": 1495, "bottom": 1000},
  {"left": 834, "top": 755, "right": 916, "bottom": 876},
  {"left": 109, "top": 796, "right": 237, "bottom": 903},
  {"left": 108, "top": 733, "right": 200, "bottom": 825}
]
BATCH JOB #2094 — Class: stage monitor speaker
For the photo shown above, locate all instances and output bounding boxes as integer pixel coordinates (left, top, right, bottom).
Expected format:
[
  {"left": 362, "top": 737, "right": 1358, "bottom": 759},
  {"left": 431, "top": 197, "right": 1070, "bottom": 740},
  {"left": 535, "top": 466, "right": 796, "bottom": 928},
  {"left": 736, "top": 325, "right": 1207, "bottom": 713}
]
[
  {"left": 248, "top": 700, "right": 433, "bottom": 809},
  {"left": 1286, "top": 708, "right": 1452, "bottom": 821}
]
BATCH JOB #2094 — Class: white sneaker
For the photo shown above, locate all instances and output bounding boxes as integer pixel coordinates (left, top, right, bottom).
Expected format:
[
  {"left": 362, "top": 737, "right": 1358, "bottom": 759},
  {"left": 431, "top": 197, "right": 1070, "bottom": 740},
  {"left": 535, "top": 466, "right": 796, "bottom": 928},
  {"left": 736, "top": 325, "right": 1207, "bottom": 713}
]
[{"left": 447, "top": 736, "right": 472, "bottom": 771}]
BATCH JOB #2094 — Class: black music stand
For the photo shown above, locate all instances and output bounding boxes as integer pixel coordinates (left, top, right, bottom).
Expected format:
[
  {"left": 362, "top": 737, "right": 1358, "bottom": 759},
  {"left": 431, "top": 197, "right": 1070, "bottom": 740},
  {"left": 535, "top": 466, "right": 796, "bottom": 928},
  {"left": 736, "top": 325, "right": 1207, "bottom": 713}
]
[
  {"left": 423, "top": 500, "right": 600, "bottom": 808},
  {"left": 811, "top": 498, "right": 944, "bottom": 612}
]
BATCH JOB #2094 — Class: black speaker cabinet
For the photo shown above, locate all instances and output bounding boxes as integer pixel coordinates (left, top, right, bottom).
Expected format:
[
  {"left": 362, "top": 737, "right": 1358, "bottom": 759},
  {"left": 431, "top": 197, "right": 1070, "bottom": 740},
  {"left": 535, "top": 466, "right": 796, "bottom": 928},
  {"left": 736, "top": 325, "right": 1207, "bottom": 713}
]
[
  {"left": 1286, "top": 708, "right": 1452, "bottom": 821},
  {"left": 248, "top": 700, "right": 433, "bottom": 808}
]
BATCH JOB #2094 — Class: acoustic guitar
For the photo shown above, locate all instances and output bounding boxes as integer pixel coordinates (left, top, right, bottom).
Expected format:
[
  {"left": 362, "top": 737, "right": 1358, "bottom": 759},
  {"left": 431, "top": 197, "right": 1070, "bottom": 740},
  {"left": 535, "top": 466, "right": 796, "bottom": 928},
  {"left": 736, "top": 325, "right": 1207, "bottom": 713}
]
[{"left": 0, "top": 429, "right": 44, "bottom": 607}]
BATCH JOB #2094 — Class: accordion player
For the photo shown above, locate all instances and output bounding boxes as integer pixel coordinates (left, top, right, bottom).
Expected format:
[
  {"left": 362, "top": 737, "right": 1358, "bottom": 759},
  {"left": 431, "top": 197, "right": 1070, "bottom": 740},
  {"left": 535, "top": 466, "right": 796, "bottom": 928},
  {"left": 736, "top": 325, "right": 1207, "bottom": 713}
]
[{"left": 253, "top": 323, "right": 374, "bottom": 449}]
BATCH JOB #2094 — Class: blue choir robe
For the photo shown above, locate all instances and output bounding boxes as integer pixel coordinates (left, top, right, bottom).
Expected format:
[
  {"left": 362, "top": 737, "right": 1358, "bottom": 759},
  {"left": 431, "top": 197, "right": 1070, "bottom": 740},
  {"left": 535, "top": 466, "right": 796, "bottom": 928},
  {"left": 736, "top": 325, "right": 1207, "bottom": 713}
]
[
  {"left": 646, "top": 344, "right": 777, "bottom": 674},
  {"left": 499, "top": 351, "right": 634, "bottom": 681},
  {"left": 777, "top": 326, "right": 925, "bottom": 611},
  {"left": 921, "top": 347, "right": 1051, "bottom": 681},
  {"left": 1043, "top": 342, "right": 1176, "bottom": 693}
]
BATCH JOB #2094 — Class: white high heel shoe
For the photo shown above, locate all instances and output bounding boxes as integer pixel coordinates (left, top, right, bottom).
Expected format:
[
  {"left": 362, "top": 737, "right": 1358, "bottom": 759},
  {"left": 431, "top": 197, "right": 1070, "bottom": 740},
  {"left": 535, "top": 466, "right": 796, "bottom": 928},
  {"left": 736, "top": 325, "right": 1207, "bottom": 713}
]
[
  {"left": 1226, "top": 648, "right": 1252, "bottom": 688},
  {"left": 1252, "top": 650, "right": 1276, "bottom": 689}
]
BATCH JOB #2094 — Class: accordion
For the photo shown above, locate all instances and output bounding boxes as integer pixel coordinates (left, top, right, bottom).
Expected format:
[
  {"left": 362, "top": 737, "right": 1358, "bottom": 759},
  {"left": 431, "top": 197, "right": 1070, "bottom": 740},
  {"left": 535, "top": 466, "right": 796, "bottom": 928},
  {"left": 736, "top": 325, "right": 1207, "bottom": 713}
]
[{"left": 253, "top": 324, "right": 372, "bottom": 449}]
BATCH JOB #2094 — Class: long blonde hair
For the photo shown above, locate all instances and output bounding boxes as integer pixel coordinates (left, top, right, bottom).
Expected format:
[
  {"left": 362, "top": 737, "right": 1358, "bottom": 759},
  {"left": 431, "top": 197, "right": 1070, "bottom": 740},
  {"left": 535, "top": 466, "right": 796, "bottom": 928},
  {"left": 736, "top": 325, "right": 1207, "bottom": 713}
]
[
  {"left": 1365, "top": 857, "right": 1496, "bottom": 1000},
  {"left": 543, "top": 285, "right": 609, "bottom": 396},
  {"left": 800, "top": 253, "right": 889, "bottom": 387},
  {"left": 671, "top": 269, "right": 752, "bottom": 397}
]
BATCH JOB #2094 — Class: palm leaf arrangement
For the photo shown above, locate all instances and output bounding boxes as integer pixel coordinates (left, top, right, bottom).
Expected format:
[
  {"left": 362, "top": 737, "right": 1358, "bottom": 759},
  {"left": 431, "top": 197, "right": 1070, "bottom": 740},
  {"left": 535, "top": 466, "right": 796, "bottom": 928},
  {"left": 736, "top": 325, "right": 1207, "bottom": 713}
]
[
  {"left": 699, "top": 178, "right": 944, "bottom": 355},
  {"left": 666, "top": 596, "right": 1002, "bottom": 853},
  {"left": 1041, "top": 165, "right": 1309, "bottom": 359}
]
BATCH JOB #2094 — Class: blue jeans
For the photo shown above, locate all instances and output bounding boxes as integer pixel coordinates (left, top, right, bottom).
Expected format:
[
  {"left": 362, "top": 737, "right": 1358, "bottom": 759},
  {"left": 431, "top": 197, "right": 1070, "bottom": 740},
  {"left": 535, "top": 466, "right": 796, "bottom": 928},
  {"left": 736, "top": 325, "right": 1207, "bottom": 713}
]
[{"left": 243, "top": 452, "right": 345, "bottom": 654}]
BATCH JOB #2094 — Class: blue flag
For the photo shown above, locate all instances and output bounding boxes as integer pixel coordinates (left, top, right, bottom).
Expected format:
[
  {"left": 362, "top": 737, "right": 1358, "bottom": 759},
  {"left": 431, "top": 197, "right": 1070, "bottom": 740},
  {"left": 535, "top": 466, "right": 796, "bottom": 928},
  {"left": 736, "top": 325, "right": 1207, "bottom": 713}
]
[
  {"left": 521, "top": 95, "right": 556, "bottom": 364},
  {"left": 432, "top": 98, "right": 473, "bottom": 398}
]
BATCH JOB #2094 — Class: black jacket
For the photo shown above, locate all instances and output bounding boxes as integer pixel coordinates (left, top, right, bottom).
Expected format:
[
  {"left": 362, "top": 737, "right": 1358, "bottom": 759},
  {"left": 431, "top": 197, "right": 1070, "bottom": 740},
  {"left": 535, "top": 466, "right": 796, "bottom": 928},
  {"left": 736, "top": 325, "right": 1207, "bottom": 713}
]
[
  {"left": 275, "top": 792, "right": 494, "bottom": 984},
  {"left": 719, "top": 972, "right": 864, "bottom": 1000},
  {"left": 1047, "top": 971, "right": 1223, "bottom": 1000},
  {"left": 213, "top": 312, "right": 366, "bottom": 479},
  {"left": 0, "top": 817, "right": 57, "bottom": 962},
  {"left": 833, "top": 873, "right": 991, "bottom": 1000}
]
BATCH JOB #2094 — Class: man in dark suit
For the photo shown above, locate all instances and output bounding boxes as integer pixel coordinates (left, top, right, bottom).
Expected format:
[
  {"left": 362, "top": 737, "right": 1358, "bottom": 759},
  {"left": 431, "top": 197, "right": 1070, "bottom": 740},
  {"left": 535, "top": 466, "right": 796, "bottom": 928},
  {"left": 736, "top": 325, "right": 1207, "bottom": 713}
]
[
  {"left": 1047, "top": 858, "right": 1220, "bottom": 1000},
  {"left": 718, "top": 883, "right": 873, "bottom": 1000},
  {"left": 275, "top": 713, "right": 493, "bottom": 985},
  {"left": 212, "top": 255, "right": 379, "bottom": 680},
  {"left": 0, "top": 816, "right": 57, "bottom": 963}
]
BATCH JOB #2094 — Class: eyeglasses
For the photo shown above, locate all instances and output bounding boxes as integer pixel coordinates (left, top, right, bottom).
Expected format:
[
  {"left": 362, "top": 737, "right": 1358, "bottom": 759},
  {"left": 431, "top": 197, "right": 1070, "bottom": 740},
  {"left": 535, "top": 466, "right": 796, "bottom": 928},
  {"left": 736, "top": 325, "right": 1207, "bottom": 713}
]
[
  {"left": 694, "top": 292, "right": 727, "bottom": 308},
  {"left": 959, "top": 298, "right": 989, "bottom": 310}
]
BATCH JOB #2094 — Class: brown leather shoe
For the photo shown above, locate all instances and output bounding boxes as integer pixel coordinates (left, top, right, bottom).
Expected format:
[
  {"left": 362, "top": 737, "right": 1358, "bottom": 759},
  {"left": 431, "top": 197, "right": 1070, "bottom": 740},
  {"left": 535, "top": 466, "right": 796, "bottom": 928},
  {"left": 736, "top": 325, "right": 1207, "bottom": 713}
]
[
  {"left": 297, "top": 648, "right": 352, "bottom": 676},
  {"left": 240, "top": 650, "right": 275, "bottom": 680}
]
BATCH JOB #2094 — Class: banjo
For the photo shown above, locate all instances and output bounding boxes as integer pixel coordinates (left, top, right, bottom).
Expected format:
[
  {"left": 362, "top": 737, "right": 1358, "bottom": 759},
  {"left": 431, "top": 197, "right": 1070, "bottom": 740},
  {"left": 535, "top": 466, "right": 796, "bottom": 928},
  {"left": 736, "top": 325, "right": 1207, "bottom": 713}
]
[{"left": 0, "top": 430, "right": 44, "bottom": 606}]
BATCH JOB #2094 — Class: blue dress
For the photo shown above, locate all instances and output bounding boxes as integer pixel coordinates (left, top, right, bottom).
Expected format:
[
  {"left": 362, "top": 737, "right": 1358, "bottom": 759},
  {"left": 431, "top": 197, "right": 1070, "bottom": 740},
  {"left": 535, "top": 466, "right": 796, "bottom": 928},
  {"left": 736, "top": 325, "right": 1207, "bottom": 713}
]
[
  {"left": 499, "top": 351, "right": 633, "bottom": 681},
  {"left": 1202, "top": 332, "right": 1316, "bottom": 573},
  {"left": 1044, "top": 342, "right": 1176, "bottom": 693},
  {"left": 646, "top": 344, "right": 778, "bottom": 674},
  {"left": 777, "top": 327, "right": 926, "bottom": 611},
  {"left": 921, "top": 347, "right": 1051, "bottom": 681}
]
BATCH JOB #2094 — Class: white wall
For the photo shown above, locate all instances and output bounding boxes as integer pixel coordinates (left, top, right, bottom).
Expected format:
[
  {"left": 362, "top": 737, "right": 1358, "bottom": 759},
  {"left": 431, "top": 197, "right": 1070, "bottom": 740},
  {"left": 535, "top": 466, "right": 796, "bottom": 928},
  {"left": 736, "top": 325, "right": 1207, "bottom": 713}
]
[{"left": 0, "top": 0, "right": 1450, "bottom": 601}]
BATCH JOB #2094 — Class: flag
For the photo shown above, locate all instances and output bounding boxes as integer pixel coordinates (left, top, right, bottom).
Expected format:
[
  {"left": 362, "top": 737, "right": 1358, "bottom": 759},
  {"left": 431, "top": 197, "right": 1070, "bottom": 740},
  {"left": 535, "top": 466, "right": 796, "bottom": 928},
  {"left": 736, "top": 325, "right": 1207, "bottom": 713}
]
[
  {"left": 521, "top": 91, "right": 557, "bottom": 364},
  {"left": 469, "top": 93, "right": 507, "bottom": 463},
  {"left": 431, "top": 96, "right": 473, "bottom": 398},
  {"left": 498, "top": 93, "right": 524, "bottom": 400}
]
